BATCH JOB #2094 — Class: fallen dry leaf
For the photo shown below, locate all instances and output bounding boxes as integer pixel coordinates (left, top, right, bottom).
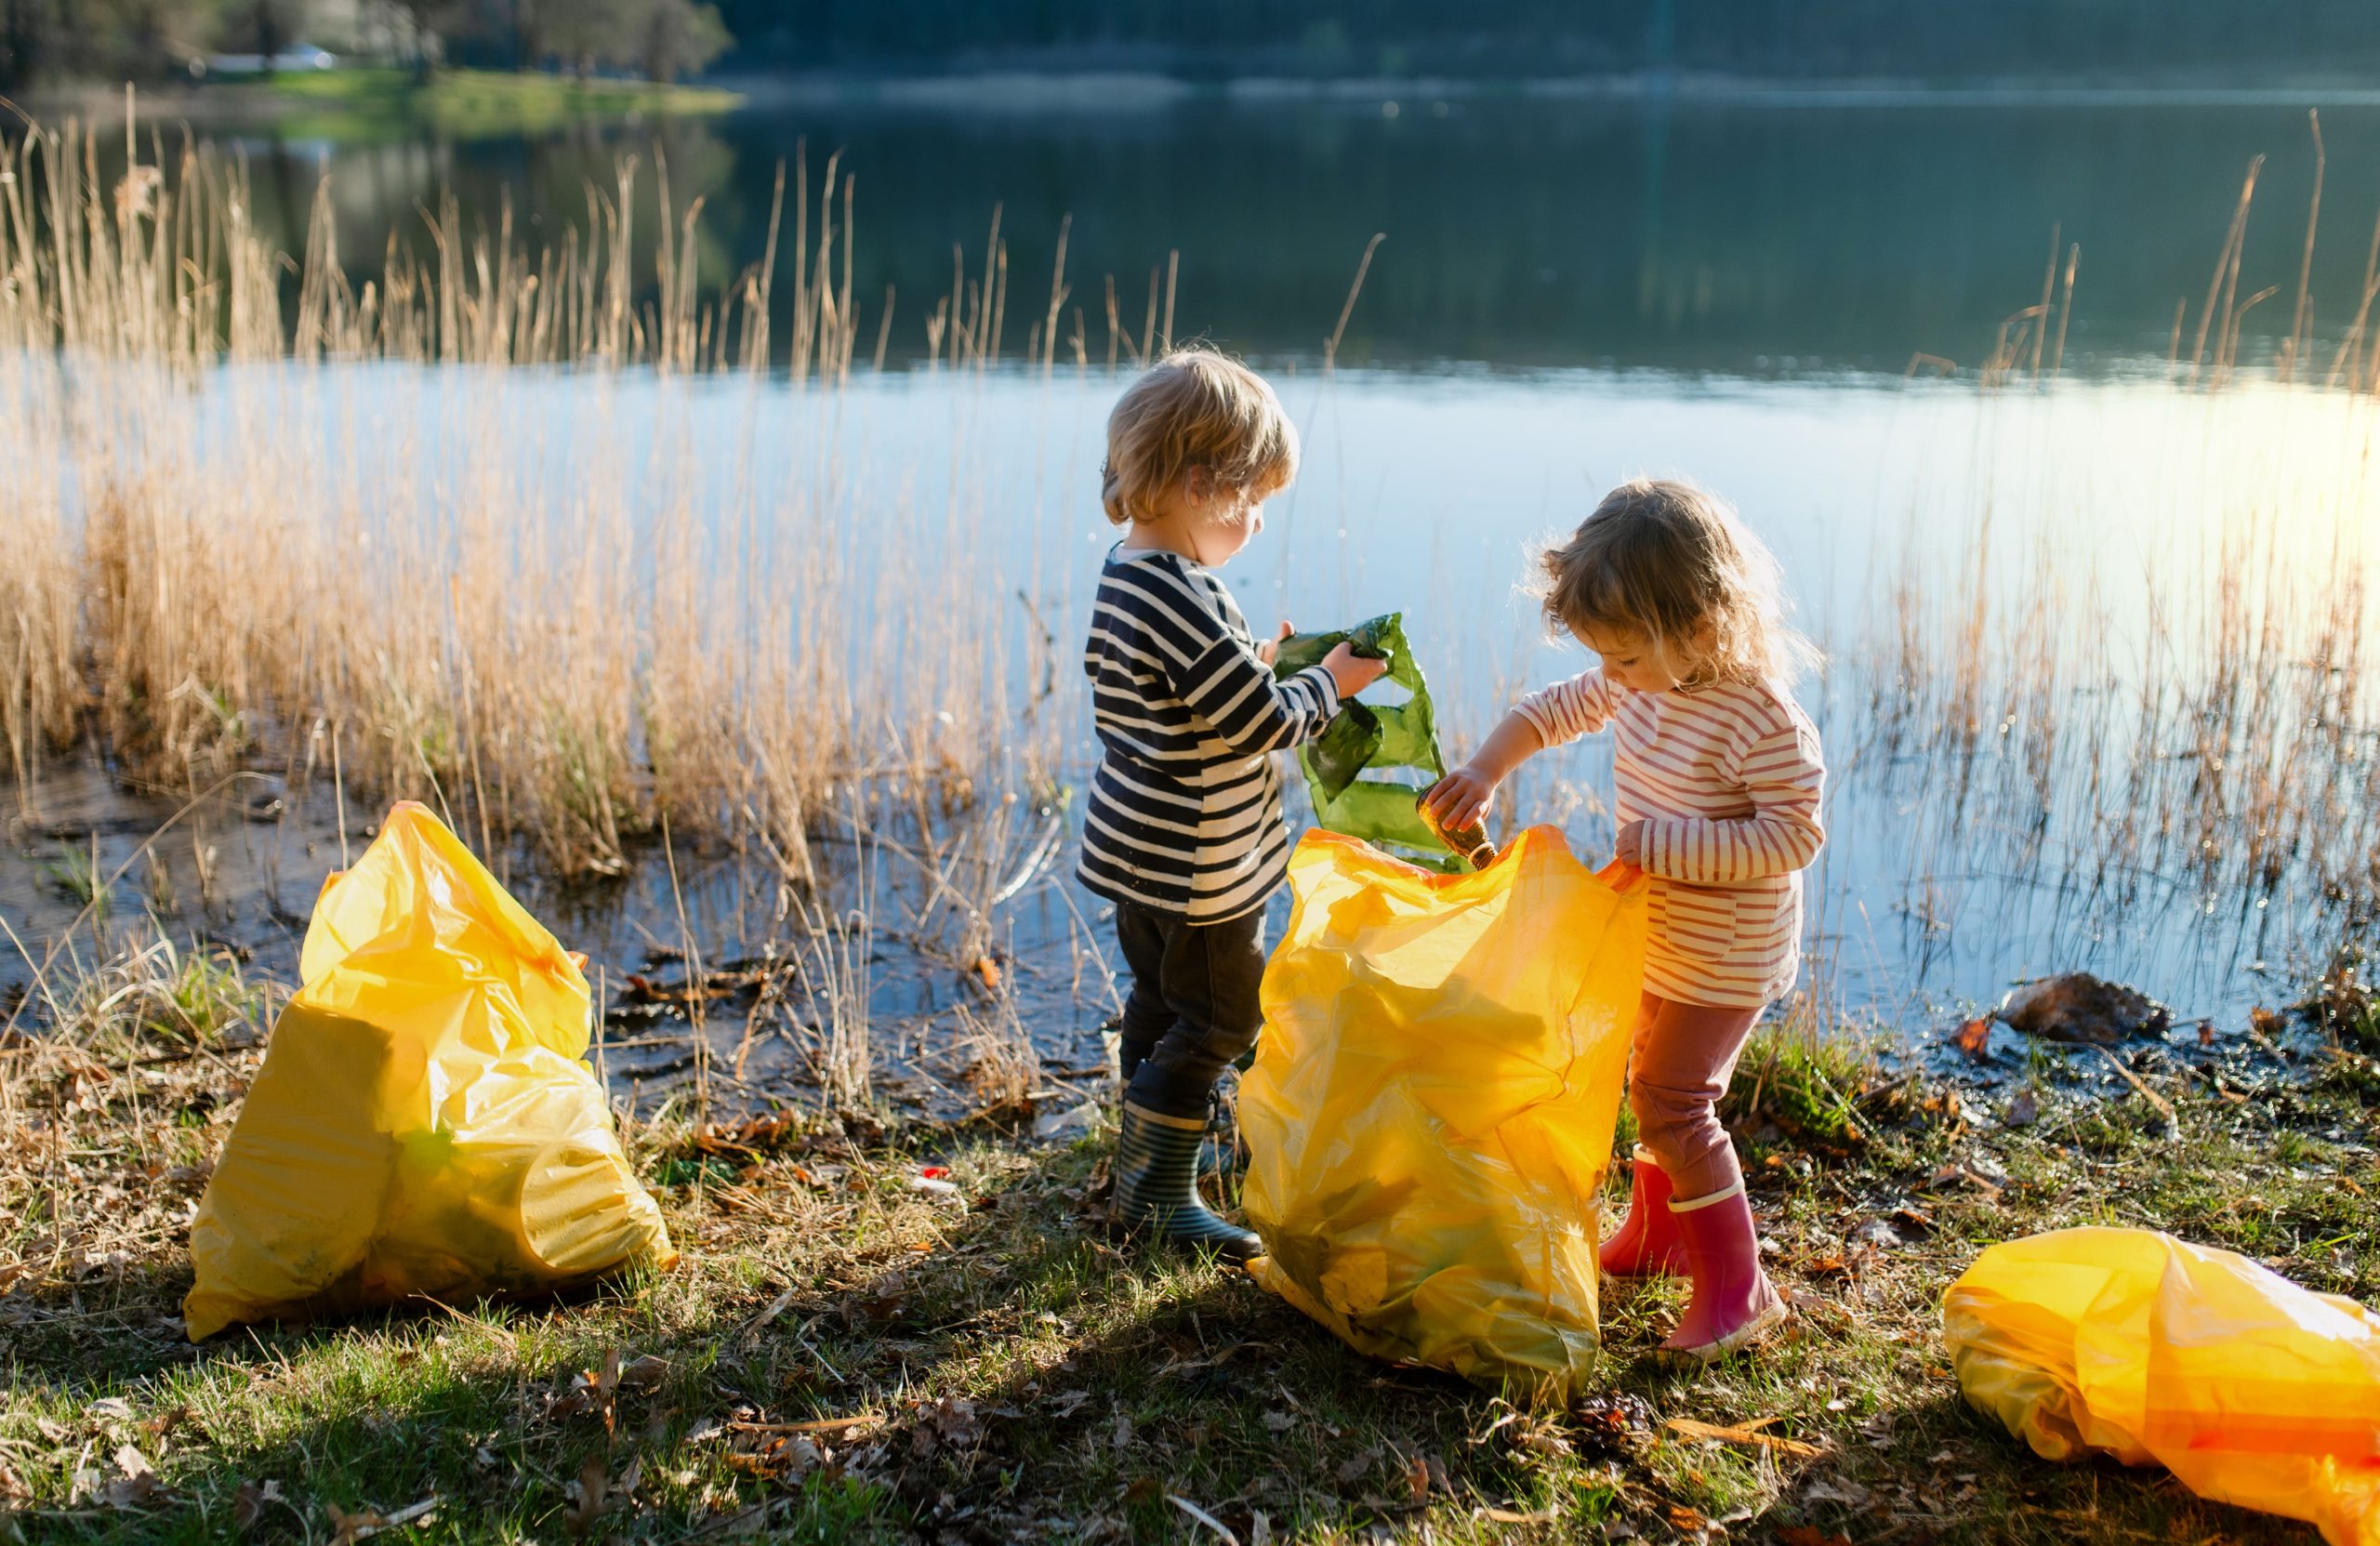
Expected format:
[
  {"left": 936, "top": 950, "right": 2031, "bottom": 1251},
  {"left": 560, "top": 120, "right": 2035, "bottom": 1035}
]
[
  {"left": 1778, "top": 1528, "right": 1854, "bottom": 1546},
  {"left": 141, "top": 1405, "right": 194, "bottom": 1443},
  {"left": 1480, "top": 1505, "right": 1557, "bottom": 1525},
  {"left": 1803, "top": 1475, "right": 1872, "bottom": 1507},
  {"left": 617, "top": 1354, "right": 670, "bottom": 1390},
  {"left": 1121, "top": 1476, "right": 1162, "bottom": 1506},
  {"left": 100, "top": 1473, "right": 159, "bottom": 1509},
  {"left": 1664, "top": 1416, "right": 1826, "bottom": 1459},
  {"left": 1950, "top": 1016, "right": 1991, "bottom": 1059},
  {"left": 231, "top": 1478, "right": 285, "bottom": 1534},
  {"left": 565, "top": 1454, "right": 608, "bottom": 1538},
  {"left": 96, "top": 1443, "right": 161, "bottom": 1509}
]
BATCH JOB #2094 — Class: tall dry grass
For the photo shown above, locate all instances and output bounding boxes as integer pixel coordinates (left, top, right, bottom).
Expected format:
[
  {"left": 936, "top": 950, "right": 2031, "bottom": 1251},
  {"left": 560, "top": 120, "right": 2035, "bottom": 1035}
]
[
  {"left": 0, "top": 111, "right": 1070, "bottom": 883},
  {"left": 1859, "top": 118, "right": 2380, "bottom": 950}
]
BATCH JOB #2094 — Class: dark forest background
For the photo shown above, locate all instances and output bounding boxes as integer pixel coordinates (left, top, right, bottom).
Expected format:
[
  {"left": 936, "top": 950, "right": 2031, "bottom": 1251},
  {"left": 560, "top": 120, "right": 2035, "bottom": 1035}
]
[{"left": 10, "top": 0, "right": 2380, "bottom": 91}]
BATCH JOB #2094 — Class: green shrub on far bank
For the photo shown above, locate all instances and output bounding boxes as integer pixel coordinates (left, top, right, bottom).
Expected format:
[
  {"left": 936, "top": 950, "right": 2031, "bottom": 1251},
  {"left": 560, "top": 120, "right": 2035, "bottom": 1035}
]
[{"left": 230, "top": 68, "right": 740, "bottom": 139}]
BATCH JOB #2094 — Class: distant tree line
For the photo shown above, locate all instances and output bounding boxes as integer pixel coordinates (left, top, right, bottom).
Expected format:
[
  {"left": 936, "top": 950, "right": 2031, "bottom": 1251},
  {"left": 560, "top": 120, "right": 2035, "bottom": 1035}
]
[
  {"left": 0, "top": 0, "right": 730, "bottom": 89},
  {"left": 712, "top": 0, "right": 2380, "bottom": 80},
  {"left": 12, "top": 0, "right": 2380, "bottom": 92}
]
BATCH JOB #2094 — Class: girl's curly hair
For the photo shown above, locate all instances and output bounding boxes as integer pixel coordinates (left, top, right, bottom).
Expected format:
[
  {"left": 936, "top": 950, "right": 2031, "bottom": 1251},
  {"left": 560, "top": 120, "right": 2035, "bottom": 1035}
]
[{"left": 1537, "top": 478, "right": 1819, "bottom": 686}]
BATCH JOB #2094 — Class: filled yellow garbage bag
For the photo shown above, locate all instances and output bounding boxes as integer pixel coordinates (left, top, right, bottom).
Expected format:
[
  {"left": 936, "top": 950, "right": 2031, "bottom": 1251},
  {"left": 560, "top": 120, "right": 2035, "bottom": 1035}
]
[
  {"left": 1944, "top": 1227, "right": 2380, "bottom": 1545},
  {"left": 184, "top": 802, "right": 675, "bottom": 1340},
  {"left": 1239, "top": 826, "right": 1646, "bottom": 1395}
]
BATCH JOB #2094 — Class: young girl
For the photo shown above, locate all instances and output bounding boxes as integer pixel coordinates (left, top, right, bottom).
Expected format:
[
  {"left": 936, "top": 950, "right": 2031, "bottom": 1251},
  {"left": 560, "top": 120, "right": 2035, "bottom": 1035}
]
[
  {"left": 1080, "top": 348, "right": 1387, "bottom": 1258},
  {"left": 1423, "top": 477, "right": 1824, "bottom": 1363}
]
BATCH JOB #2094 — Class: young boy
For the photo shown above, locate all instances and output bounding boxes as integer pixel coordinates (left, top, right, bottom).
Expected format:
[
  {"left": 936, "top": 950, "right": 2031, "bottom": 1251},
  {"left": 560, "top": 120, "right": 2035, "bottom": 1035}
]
[{"left": 1079, "top": 348, "right": 1387, "bottom": 1258}]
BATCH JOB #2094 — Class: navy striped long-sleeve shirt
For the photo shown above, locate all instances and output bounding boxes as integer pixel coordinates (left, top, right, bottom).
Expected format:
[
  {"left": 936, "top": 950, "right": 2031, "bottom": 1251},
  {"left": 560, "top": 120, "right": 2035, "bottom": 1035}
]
[{"left": 1077, "top": 546, "right": 1340, "bottom": 922}]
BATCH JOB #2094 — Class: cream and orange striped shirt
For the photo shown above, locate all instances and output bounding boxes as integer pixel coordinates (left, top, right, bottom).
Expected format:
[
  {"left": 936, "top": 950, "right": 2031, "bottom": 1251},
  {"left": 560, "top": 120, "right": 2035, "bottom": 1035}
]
[{"left": 1514, "top": 669, "right": 1825, "bottom": 1008}]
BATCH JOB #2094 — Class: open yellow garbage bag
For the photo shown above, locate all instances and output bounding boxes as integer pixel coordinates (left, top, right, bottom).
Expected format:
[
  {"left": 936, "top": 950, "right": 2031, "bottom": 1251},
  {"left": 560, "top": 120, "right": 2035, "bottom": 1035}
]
[
  {"left": 185, "top": 802, "right": 674, "bottom": 1340},
  {"left": 1944, "top": 1227, "right": 2380, "bottom": 1545},
  {"left": 1239, "top": 826, "right": 1646, "bottom": 1395}
]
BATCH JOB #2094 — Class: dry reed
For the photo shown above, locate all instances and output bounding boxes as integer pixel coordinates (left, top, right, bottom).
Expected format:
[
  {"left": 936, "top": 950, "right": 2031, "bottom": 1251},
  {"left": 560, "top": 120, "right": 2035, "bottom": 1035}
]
[{"left": 0, "top": 110, "right": 1080, "bottom": 885}]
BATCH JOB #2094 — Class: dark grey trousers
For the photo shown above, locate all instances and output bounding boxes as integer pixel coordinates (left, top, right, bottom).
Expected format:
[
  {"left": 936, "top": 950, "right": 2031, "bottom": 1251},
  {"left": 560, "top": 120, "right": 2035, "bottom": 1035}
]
[{"left": 1113, "top": 901, "right": 1266, "bottom": 1120}]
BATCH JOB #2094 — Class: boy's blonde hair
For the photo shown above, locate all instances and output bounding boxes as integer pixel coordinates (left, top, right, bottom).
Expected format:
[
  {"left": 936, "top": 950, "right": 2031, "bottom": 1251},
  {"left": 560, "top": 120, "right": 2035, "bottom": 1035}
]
[
  {"left": 1101, "top": 348, "right": 1298, "bottom": 525},
  {"left": 1539, "top": 478, "right": 1819, "bottom": 686}
]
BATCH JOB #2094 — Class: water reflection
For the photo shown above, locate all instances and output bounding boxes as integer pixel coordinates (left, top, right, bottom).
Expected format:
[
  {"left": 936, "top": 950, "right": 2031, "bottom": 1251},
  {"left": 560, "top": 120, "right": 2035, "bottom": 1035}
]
[{"left": 191, "top": 94, "right": 2380, "bottom": 373}]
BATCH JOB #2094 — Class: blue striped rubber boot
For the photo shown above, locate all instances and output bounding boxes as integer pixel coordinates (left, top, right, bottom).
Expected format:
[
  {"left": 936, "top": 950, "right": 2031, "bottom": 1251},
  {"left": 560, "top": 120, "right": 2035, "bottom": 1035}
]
[{"left": 1112, "top": 1102, "right": 1262, "bottom": 1261}]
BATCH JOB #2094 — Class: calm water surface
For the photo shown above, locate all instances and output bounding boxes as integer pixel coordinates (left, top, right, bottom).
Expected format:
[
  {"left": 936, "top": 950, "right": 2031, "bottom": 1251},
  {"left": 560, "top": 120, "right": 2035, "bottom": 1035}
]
[{"left": 228, "top": 91, "right": 2380, "bottom": 373}]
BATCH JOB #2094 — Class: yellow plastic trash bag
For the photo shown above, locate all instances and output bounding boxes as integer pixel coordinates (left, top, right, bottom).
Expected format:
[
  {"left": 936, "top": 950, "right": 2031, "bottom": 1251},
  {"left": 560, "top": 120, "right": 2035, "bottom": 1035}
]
[
  {"left": 184, "top": 802, "right": 675, "bottom": 1340},
  {"left": 1944, "top": 1227, "right": 2380, "bottom": 1545},
  {"left": 1239, "top": 826, "right": 1646, "bottom": 1395}
]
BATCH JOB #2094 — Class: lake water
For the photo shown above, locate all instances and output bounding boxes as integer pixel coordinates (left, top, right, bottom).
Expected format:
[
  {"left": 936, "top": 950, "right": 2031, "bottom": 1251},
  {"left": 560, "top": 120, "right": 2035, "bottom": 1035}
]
[
  {"left": 9, "top": 89, "right": 2379, "bottom": 1090},
  {"left": 224, "top": 88, "right": 2380, "bottom": 374}
]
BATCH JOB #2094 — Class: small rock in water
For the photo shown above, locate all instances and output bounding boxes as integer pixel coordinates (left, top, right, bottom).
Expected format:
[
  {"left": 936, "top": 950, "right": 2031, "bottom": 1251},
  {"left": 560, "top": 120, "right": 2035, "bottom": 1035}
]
[{"left": 1994, "top": 972, "right": 2172, "bottom": 1043}]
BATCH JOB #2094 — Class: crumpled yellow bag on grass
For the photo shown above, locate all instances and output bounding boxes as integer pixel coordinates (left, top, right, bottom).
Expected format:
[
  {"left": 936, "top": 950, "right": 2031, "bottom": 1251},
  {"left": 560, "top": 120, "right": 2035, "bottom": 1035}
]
[
  {"left": 185, "top": 802, "right": 674, "bottom": 1341},
  {"left": 1239, "top": 826, "right": 1646, "bottom": 1395},
  {"left": 1944, "top": 1227, "right": 2380, "bottom": 1545}
]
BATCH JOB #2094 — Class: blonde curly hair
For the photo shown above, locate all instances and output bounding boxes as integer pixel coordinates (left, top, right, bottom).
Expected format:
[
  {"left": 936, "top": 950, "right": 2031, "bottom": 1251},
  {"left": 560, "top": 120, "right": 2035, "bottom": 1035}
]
[
  {"left": 1538, "top": 478, "right": 1819, "bottom": 686},
  {"left": 1100, "top": 348, "right": 1298, "bottom": 526}
]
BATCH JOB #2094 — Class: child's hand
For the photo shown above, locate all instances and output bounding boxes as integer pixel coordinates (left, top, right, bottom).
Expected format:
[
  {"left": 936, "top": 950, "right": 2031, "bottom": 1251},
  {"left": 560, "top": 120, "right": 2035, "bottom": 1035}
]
[
  {"left": 1256, "top": 620, "right": 1292, "bottom": 667},
  {"left": 1422, "top": 764, "right": 1498, "bottom": 831},
  {"left": 1616, "top": 820, "right": 1645, "bottom": 867},
  {"left": 1323, "top": 641, "right": 1389, "bottom": 699}
]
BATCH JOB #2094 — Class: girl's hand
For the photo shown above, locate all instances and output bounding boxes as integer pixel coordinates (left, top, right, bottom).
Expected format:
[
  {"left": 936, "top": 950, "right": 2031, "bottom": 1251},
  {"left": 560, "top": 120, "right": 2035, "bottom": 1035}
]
[
  {"left": 1423, "top": 764, "right": 1498, "bottom": 831},
  {"left": 1256, "top": 620, "right": 1292, "bottom": 667},
  {"left": 1616, "top": 819, "right": 1645, "bottom": 867},
  {"left": 1323, "top": 641, "right": 1389, "bottom": 699}
]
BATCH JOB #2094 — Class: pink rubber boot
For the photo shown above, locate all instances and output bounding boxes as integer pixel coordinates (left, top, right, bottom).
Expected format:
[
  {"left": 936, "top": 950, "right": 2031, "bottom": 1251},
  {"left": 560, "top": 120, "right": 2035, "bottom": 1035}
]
[
  {"left": 1661, "top": 1181, "right": 1789, "bottom": 1364},
  {"left": 1598, "top": 1146, "right": 1687, "bottom": 1276}
]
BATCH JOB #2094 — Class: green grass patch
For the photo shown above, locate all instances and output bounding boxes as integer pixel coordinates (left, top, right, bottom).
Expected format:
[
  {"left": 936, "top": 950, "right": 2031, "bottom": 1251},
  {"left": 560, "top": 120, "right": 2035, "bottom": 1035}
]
[
  {"left": 6, "top": 1019, "right": 2373, "bottom": 1543},
  {"left": 214, "top": 67, "right": 739, "bottom": 140}
]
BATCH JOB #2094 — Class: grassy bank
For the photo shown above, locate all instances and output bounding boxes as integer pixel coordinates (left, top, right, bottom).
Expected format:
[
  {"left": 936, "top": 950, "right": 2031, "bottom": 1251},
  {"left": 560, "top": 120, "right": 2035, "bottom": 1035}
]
[
  {"left": 258, "top": 68, "right": 742, "bottom": 138},
  {"left": 4, "top": 937, "right": 2375, "bottom": 1543},
  {"left": 32, "top": 69, "right": 745, "bottom": 139}
]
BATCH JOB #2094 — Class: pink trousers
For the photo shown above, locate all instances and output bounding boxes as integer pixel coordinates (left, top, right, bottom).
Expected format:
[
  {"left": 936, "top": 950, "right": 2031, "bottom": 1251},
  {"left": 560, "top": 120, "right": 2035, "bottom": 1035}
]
[{"left": 1627, "top": 992, "right": 1763, "bottom": 1200}]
